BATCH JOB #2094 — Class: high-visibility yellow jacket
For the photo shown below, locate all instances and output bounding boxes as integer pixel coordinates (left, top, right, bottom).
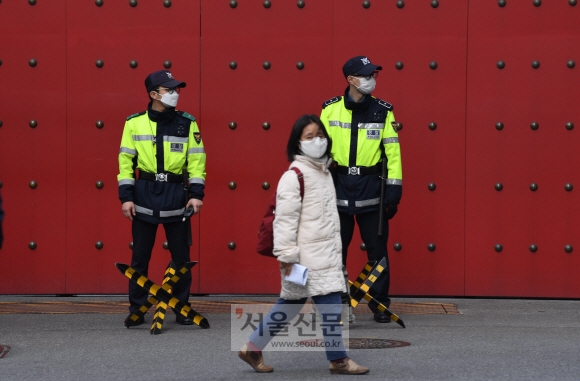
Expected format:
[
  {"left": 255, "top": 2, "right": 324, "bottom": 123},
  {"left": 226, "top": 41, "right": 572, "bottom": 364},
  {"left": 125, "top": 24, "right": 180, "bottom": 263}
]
[
  {"left": 320, "top": 89, "right": 402, "bottom": 214},
  {"left": 117, "top": 105, "right": 206, "bottom": 223}
]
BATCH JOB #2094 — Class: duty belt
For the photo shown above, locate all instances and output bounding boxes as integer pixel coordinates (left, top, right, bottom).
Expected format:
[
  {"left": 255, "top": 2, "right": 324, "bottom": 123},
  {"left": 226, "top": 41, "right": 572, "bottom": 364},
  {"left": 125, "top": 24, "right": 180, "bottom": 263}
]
[
  {"left": 336, "top": 164, "right": 380, "bottom": 176},
  {"left": 139, "top": 171, "right": 183, "bottom": 183}
]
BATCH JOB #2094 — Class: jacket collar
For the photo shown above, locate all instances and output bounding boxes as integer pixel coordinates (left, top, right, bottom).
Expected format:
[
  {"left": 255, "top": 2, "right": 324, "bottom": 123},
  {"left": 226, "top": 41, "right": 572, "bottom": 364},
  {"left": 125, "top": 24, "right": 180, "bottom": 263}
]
[
  {"left": 343, "top": 86, "right": 372, "bottom": 111},
  {"left": 293, "top": 154, "right": 333, "bottom": 172}
]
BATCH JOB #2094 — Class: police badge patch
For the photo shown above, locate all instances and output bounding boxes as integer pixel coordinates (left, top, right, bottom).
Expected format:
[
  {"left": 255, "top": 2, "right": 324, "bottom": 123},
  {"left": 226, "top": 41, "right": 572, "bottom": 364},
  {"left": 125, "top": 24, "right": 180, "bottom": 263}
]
[
  {"left": 367, "top": 130, "right": 381, "bottom": 140},
  {"left": 170, "top": 143, "right": 184, "bottom": 153},
  {"left": 194, "top": 132, "right": 202, "bottom": 144}
]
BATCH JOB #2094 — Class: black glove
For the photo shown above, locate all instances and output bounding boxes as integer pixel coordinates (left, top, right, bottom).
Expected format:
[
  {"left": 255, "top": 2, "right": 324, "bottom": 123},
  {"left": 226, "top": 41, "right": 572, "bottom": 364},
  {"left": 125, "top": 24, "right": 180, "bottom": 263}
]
[{"left": 386, "top": 204, "right": 398, "bottom": 220}]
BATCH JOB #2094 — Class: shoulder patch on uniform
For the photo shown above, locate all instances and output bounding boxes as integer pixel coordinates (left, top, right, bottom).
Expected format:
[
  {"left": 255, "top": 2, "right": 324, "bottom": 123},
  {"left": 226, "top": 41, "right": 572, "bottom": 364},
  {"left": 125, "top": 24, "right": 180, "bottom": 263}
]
[
  {"left": 126, "top": 111, "right": 146, "bottom": 121},
  {"left": 178, "top": 111, "right": 196, "bottom": 122},
  {"left": 322, "top": 96, "right": 342, "bottom": 109},
  {"left": 374, "top": 98, "right": 394, "bottom": 111}
]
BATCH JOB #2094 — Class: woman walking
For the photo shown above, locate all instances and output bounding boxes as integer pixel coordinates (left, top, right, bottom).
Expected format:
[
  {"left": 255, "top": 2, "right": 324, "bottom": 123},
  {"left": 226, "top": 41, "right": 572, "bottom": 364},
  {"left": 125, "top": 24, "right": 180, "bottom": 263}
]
[{"left": 238, "top": 115, "right": 369, "bottom": 375}]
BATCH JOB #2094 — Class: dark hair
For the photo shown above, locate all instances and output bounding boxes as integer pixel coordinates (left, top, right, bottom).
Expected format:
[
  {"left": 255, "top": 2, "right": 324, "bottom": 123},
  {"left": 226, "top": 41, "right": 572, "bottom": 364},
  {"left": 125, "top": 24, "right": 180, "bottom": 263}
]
[{"left": 286, "top": 114, "right": 332, "bottom": 162}]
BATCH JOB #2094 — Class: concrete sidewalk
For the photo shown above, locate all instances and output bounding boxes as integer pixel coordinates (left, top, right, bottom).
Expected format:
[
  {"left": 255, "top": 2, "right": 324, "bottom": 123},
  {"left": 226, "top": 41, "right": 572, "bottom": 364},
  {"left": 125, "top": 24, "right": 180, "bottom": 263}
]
[{"left": 1, "top": 296, "right": 579, "bottom": 381}]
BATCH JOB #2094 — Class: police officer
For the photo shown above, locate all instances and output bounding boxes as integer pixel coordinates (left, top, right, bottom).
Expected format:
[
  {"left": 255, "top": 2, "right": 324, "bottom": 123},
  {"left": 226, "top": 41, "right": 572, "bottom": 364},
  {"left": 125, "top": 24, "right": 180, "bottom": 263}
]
[
  {"left": 320, "top": 56, "right": 402, "bottom": 323},
  {"left": 118, "top": 70, "right": 206, "bottom": 327}
]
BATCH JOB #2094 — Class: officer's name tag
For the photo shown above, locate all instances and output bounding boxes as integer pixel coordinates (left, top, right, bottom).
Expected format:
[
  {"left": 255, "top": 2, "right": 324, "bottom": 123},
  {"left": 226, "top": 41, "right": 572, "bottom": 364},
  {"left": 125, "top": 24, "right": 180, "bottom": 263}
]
[
  {"left": 170, "top": 143, "right": 184, "bottom": 153},
  {"left": 366, "top": 130, "right": 381, "bottom": 140}
]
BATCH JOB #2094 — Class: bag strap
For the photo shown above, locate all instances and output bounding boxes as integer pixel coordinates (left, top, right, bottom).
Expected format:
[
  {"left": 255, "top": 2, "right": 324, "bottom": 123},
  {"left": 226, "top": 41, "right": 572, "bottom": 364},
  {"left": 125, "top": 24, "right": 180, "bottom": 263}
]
[{"left": 289, "top": 167, "right": 304, "bottom": 201}]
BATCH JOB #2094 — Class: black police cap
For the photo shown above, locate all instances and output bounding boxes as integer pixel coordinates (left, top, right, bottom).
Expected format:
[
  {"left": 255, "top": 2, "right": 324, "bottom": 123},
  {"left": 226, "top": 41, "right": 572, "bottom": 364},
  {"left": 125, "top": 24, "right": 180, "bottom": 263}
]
[
  {"left": 145, "top": 70, "right": 187, "bottom": 92},
  {"left": 342, "top": 56, "right": 382, "bottom": 78}
]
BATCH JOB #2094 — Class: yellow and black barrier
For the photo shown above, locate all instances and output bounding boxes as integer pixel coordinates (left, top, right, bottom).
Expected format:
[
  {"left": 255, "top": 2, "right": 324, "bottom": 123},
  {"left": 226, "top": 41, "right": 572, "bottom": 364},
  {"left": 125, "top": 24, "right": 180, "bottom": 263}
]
[
  {"left": 348, "top": 259, "right": 406, "bottom": 328},
  {"left": 116, "top": 262, "right": 210, "bottom": 331}
]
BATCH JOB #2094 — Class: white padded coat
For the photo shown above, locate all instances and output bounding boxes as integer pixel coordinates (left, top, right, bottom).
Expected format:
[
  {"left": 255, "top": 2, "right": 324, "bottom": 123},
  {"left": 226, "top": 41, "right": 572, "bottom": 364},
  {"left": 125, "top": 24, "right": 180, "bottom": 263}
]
[{"left": 273, "top": 154, "right": 347, "bottom": 300}]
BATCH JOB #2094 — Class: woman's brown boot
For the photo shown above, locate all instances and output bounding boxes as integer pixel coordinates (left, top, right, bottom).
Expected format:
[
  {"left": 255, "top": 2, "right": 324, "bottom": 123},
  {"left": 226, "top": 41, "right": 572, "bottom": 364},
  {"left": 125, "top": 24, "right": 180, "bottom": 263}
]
[
  {"left": 238, "top": 344, "right": 274, "bottom": 373},
  {"left": 329, "top": 357, "right": 369, "bottom": 375}
]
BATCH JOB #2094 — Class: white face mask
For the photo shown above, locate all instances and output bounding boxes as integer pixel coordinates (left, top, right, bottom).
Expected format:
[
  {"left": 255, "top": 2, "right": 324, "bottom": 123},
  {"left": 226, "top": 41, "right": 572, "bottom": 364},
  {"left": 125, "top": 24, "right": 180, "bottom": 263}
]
[
  {"left": 157, "top": 92, "right": 179, "bottom": 108},
  {"left": 355, "top": 77, "right": 376, "bottom": 95},
  {"left": 300, "top": 137, "right": 328, "bottom": 159}
]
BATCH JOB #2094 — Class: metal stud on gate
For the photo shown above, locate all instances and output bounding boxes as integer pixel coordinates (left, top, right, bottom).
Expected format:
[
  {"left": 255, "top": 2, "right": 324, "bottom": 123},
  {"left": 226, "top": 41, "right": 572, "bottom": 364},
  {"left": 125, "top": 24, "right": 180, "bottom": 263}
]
[
  {"left": 230, "top": 0, "right": 237, "bottom": 9},
  {"left": 263, "top": 0, "right": 271, "bottom": 8},
  {"left": 163, "top": 242, "right": 169, "bottom": 250},
  {"left": 95, "top": 241, "right": 104, "bottom": 250},
  {"left": 529, "top": 183, "right": 538, "bottom": 191},
  {"left": 96, "top": 181, "right": 104, "bottom": 189},
  {"left": 362, "top": 1, "right": 370, "bottom": 9},
  {"left": 229, "top": 121, "right": 237, "bottom": 130},
  {"left": 360, "top": 243, "right": 367, "bottom": 251},
  {"left": 262, "top": 122, "right": 270, "bottom": 130},
  {"left": 0, "top": 121, "right": 2, "bottom": 128},
  {"left": 95, "top": 0, "right": 103, "bottom": 6},
  {"left": 164, "top": 0, "right": 171, "bottom": 8},
  {"left": 495, "top": 122, "right": 504, "bottom": 130},
  {"left": 529, "top": 244, "right": 538, "bottom": 253},
  {"left": 396, "top": 0, "right": 405, "bottom": 8},
  {"left": 570, "top": 0, "right": 577, "bottom": 6},
  {"left": 497, "top": 61, "right": 505, "bottom": 69},
  {"left": 29, "top": 181, "right": 38, "bottom": 189},
  {"left": 429, "top": 122, "right": 437, "bottom": 130},
  {"left": 96, "top": 120, "right": 104, "bottom": 129},
  {"left": 567, "top": 60, "right": 576, "bottom": 68},
  {"left": 29, "top": 120, "right": 37, "bottom": 128},
  {"left": 130, "top": 60, "right": 138, "bottom": 68},
  {"left": 262, "top": 182, "right": 270, "bottom": 190},
  {"left": 263, "top": 61, "right": 271, "bottom": 70},
  {"left": 228, "top": 182, "right": 236, "bottom": 190},
  {"left": 431, "top": 0, "right": 439, "bottom": 8},
  {"left": 428, "top": 183, "right": 436, "bottom": 191},
  {"left": 429, "top": 61, "right": 438, "bottom": 70},
  {"left": 530, "top": 122, "right": 539, "bottom": 130},
  {"left": 394, "top": 243, "right": 402, "bottom": 251},
  {"left": 229, "top": 61, "right": 237, "bottom": 70},
  {"left": 394, "top": 122, "right": 402, "bottom": 131},
  {"left": 228, "top": 242, "right": 236, "bottom": 250},
  {"left": 297, "top": 0, "right": 305, "bottom": 8},
  {"left": 565, "top": 183, "right": 573, "bottom": 192},
  {"left": 498, "top": 0, "right": 506, "bottom": 7},
  {"left": 29, "top": 242, "right": 37, "bottom": 250},
  {"left": 428, "top": 243, "right": 436, "bottom": 252},
  {"left": 565, "top": 122, "right": 574, "bottom": 130},
  {"left": 531, "top": 60, "right": 540, "bottom": 69},
  {"left": 28, "top": 0, "right": 36, "bottom": 5},
  {"left": 163, "top": 61, "right": 172, "bottom": 69},
  {"left": 395, "top": 62, "right": 404, "bottom": 70},
  {"left": 494, "top": 244, "right": 503, "bottom": 252},
  {"left": 0, "top": 182, "right": 3, "bottom": 189},
  {"left": 29, "top": 59, "right": 37, "bottom": 67},
  {"left": 296, "top": 62, "right": 304, "bottom": 70},
  {"left": 495, "top": 183, "right": 503, "bottom": 191},
  {"left": 564, "top": 245, "right": 573, "bottom": 253},
  {"left": 129, "top": 0, "right": 137, "bottom": 7},
  {"left": 533, "top": 0, "right": 541, "bottom": 6},
  {"left": 95, "top": 60, "right": 104, "bottom": 68},
  {"left": 129, "top": 242, "right": 134, "bottom": 249}
]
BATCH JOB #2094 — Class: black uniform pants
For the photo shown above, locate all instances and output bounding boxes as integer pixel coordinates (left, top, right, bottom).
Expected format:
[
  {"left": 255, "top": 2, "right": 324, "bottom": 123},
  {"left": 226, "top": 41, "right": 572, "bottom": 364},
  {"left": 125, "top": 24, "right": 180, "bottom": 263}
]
[
  {"left": 339, "top": 210, "right": 390, "bottom": 310},
  {"left": 129, "top": 217, "right": 192, "bottom": 314}
]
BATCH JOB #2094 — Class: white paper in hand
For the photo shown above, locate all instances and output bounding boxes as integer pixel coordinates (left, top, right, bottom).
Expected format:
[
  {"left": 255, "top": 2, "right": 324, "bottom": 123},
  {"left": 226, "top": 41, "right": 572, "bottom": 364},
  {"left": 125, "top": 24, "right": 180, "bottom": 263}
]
[{"left": 285, "top": 264, "right": 308, "bottom": 286}]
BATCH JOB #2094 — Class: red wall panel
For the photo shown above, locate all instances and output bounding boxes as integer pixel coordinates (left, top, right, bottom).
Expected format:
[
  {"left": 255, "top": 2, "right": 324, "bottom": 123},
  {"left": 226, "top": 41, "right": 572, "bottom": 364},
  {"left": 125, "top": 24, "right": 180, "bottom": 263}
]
[
  {"left": 199, "top": 0, "right": 334, "bottom": 294},
  {"left": 63, "top": 0, "right": 202, "bottom": 293},
  {"left": 465, "top": 1, "right": 580, "bottom": 297},
  {"left": 331, "top": 0, "right": 469, "bottom": 295},
  {"left": 0, "top": 1, "right": 67, "bottom": 293}
]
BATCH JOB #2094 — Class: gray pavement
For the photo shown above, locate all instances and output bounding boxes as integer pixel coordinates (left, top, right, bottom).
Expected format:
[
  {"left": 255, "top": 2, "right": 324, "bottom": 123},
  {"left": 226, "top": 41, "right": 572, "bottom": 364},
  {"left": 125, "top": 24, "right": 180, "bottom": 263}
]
[{"left": 1, "top": 296, "right": 579, "bottom": 381}]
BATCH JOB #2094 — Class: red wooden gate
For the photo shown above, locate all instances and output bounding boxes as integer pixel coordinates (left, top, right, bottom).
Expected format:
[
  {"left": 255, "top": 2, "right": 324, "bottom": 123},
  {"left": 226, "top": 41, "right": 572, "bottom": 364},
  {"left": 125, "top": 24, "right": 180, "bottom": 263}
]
[{"left": 0, "top": 1, "right": 577, "bottom": 297}]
